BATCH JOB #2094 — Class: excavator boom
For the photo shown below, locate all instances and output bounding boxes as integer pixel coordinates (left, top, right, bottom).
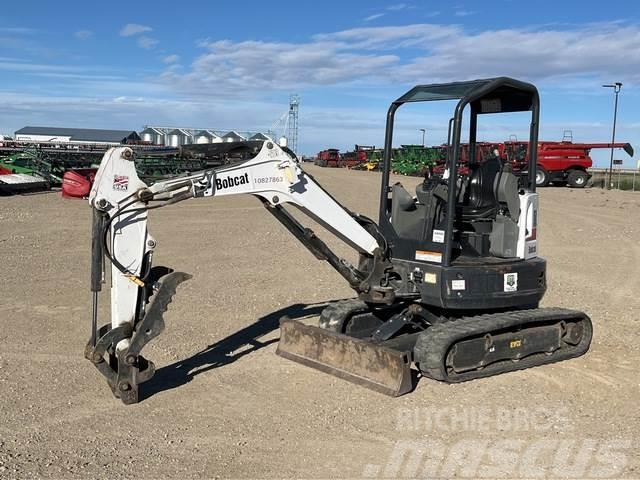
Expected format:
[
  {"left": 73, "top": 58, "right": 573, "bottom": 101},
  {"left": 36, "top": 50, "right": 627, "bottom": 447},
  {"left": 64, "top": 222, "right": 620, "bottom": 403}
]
[{"left": 86, "top": 142, "right": 406, "bottom": 403}]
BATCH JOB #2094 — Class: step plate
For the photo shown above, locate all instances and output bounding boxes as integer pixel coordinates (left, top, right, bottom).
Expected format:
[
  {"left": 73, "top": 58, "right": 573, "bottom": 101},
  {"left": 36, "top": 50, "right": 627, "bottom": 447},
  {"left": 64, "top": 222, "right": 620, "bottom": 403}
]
[{"left": 277, "top": 318, "right": 414, "bottom": 397}]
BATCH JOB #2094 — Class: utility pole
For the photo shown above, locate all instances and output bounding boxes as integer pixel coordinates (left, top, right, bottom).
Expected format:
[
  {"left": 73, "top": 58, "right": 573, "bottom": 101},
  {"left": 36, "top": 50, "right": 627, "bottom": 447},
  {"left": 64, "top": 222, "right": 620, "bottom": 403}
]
[
  {"left": 602, "top": 82, "right": 622, "bottom": 189},
  {"left": 420, "top": 128, "right": 426, "bottom": 147}
]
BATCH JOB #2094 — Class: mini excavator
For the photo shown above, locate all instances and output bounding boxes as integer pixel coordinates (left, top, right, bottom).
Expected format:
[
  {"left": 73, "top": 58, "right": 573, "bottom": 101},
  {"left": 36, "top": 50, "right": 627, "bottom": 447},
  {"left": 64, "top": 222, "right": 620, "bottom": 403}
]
[{"left": 86, "top": 78, "right": 592, "bottom": 404}]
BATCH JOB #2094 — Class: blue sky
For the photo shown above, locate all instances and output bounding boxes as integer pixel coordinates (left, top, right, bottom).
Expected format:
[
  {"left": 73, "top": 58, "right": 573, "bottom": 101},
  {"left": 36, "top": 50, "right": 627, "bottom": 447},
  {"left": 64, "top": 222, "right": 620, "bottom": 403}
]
[{"left": 1, "top": 0, "right": 640, "bottom": 165}]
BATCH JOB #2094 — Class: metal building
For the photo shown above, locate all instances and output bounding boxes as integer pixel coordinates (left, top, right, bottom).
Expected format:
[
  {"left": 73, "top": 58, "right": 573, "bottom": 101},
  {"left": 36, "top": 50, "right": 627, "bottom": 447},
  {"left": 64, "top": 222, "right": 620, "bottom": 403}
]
[
  {"left": 14, "top": 126, "right": 141, "bottom": 145},
  {"left": 249, "top": 133, "right": 272, "bottom": 141},
  {"left": 167, "top": 128, "right": 192, "bottom": 147},
  {"left": 221, "top": 131, "right": 245, "bottom": 143},
  {"left": 142, "top": 126, "right": 274, "bottom": 144},
  {"left": 140, "top": 127, "right": 165, "bottom": 145},
  {"left": 194, "top": 130, "right": 222, "bottom": 144}
]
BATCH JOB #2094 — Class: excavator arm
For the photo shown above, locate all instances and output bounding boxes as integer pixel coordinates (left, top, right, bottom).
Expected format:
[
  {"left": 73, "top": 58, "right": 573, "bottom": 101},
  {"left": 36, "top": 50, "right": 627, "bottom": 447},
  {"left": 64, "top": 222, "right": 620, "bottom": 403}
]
[{"left": 86, "top": 142, "right": 385, "bottom": 403}]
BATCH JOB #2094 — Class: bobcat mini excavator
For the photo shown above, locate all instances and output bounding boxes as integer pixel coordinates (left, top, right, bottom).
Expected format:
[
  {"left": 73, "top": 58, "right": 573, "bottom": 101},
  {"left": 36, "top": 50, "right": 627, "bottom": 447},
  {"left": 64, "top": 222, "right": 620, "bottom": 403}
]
[{"left": 86, "top": 78, "right": 592, "bottom": 404}]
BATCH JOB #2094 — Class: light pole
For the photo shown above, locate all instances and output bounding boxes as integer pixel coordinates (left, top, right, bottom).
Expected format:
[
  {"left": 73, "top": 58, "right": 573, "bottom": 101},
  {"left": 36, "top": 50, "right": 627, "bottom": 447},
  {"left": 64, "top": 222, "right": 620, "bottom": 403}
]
[
  {"left": 419, "top": 128, "right": 426, "bottom": 147},
  {"left": 602, "top": 82, "right": 622, "bottom": 189}
]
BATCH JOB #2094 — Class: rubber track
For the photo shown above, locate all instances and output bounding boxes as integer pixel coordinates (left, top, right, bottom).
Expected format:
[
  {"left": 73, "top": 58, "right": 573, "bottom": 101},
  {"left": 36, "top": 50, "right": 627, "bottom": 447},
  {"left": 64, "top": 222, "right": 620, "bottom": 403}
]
[
  {"left": 414, "top": 307, "right": 593, "bottom": 383},
  {"left": 318, "top": 299, "right": 369, "bottom": 332}
]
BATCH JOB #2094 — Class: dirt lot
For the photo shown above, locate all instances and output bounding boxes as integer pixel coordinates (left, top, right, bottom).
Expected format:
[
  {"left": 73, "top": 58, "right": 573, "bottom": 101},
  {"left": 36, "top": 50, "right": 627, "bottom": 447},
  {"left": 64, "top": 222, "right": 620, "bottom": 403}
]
[{"left": 1, "top": 165, "right": 638, "bottom": 479}]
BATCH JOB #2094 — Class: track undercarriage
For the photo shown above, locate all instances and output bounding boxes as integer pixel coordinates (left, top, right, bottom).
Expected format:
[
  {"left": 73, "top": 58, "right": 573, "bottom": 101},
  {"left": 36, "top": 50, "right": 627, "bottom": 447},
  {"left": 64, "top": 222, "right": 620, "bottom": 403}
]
[
  {"left": 278, "top": 299, "right": 593, "bottom": 395},
  {"left": 86, "top": 284, "right": 593, "bottom": 403}
]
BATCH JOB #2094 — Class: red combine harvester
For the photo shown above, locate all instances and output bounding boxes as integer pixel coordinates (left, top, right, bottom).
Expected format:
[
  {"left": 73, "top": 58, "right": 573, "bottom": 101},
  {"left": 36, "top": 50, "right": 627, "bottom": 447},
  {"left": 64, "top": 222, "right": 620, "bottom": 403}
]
[
  {"left": 315, "top": 148, "right": 340, "bottom": 167},
  {"left": 504, "top": 141, "right": 634, "bottom": 188},
  {"left": 340, "top": 145, "right": 373, "bottom": 168}
]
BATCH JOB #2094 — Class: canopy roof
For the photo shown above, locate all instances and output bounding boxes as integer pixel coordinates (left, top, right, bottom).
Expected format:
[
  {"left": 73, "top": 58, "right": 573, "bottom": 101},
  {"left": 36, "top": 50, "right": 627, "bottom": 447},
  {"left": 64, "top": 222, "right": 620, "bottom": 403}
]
[{"left": 394, "top": 77, "right": 538, "bottom": 113}]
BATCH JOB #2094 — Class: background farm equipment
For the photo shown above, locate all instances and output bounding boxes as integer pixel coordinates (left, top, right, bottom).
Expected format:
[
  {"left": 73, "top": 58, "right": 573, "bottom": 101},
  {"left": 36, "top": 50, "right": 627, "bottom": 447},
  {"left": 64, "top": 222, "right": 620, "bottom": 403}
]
[
  {"left": 314, "top": 148, "right": 341, "bottom": 167},
  {"left": 359, "top": 148, "right": 384, "bottom": 171},
  {"left": 0, "top": 144, "right": 102, "bottom": 194},
  {"left": 390, "top": 139, "right": 634, "bottom": 188},
  {"left": 340, "top": 145, "right": 374, "bottom": 168},
  {"left": 391, "top": 144, "right": 444, "bottom": 175},
  {"left": 502, "top": 141, "right": 634, "bottom": 187},
  {"left": 0, "top": 140, "right": 264, "bottom": 196}
]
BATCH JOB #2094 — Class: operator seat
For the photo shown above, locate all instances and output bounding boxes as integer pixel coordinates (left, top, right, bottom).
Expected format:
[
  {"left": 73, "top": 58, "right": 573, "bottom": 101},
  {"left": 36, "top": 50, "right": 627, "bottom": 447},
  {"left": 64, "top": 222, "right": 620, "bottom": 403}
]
[
  {"left": 459, "top": 157, "right": 501, "bottom": 220},
  {"left": 390, "top": 183, "right": 424, "bottom": 239}
]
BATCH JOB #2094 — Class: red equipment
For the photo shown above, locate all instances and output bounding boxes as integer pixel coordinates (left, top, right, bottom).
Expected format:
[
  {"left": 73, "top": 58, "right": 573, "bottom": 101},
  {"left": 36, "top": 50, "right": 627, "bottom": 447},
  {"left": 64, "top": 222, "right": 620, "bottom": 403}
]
[
  {"left": 340, "top": 145, "right": 370, "bottom": 168},
  {"left": 315, "top": 145, "right": 374, "bottom": 168},
  {"left": 503, "top": 141, "right": 634, "bottom": 187},
  {"left": 62, "top": 168, "right": 98, "bottom": 199},
  {"left": 315, "top": 149, "right": 340, "bottom": 167},
  {"left": 433, "top": 140, "right": 633, "bottom": 188}
]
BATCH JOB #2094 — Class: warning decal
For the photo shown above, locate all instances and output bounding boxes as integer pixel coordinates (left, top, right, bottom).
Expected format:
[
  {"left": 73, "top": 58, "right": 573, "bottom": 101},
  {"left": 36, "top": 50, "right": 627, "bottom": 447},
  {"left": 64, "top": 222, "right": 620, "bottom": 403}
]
[
  {"left": 416, "top": 250, "right": 442, "bottom": 264},
  {"left": 504, "top": 272, "right": 518, "bottom": 292},
  {"left": 113, "top": 175, "right": 129, "bottom": 191}
]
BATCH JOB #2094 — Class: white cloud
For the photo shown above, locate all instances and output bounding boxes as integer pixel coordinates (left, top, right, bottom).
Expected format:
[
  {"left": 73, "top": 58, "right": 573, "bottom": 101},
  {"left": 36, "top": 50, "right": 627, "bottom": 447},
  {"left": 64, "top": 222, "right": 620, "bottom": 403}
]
[
  {"left": 317, "top": 24, "right": 458, "bottom": 49},
  {"left": 113, "top": 96, "right": 144, "bottom": 103},
  {"left": 0, "top": 90, "right": 289, "bottom": 138},
  {"left": 393, "top": 23, "right": 640, "bottom": 83},
  {"left": 3, "top": 21, "right": 640, "bottom": 155},
  {"left": 161, "top": 22, "right": 640, "bottom": 97},
  {"left": 163, "top": 54, "right": 180, "bottom": 64},
  {"left": 162, "top": 39, "right": 398, "bottom": 92},
  {"left": 1, "top": 87, "right": 638, "bottom": 156},
  {"left": 119, "top": 23, "right": 152, "bottom": 37},
  {"left": 137, "top": 36, "right": 159, "bottom": 49},
  {"left": 74, "top": 29, "right": 93, "bottom": 40},
  {"left": 387, "top": 3, "right": 408, "bottom": 11},
  {"left": 363, "top": 13, "right": 385, "bottom": 22},
  {"left": 454, "top": 9, "right": 475, "bottom": 16}
]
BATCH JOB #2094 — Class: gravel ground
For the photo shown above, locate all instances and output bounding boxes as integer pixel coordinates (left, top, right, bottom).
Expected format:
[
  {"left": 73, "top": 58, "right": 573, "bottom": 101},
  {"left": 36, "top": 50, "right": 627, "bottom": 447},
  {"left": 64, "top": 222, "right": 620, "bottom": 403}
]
[{"left": 0, "top": 165, "right": 638, "bottom": 479}]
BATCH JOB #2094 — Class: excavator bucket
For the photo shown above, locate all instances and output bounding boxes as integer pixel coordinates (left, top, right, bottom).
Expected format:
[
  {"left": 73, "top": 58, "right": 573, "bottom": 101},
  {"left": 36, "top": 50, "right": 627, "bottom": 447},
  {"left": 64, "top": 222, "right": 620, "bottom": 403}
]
[{"left": 277, "top": 318, "right": 414, "bottom": 396}]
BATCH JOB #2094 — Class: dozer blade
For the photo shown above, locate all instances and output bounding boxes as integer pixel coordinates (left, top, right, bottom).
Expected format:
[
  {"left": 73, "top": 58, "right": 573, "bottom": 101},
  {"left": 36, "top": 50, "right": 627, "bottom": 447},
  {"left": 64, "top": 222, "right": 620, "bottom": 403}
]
[{"left": 277, "top": 318, "right": 414, "bottom": 397}]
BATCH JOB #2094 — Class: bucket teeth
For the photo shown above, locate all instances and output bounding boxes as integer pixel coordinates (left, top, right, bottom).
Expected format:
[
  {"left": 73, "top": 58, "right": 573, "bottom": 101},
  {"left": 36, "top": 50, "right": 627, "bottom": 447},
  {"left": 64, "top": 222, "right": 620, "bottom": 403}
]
[{"left": 128, "top": 271, "right": 192, "bottom": 355}]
